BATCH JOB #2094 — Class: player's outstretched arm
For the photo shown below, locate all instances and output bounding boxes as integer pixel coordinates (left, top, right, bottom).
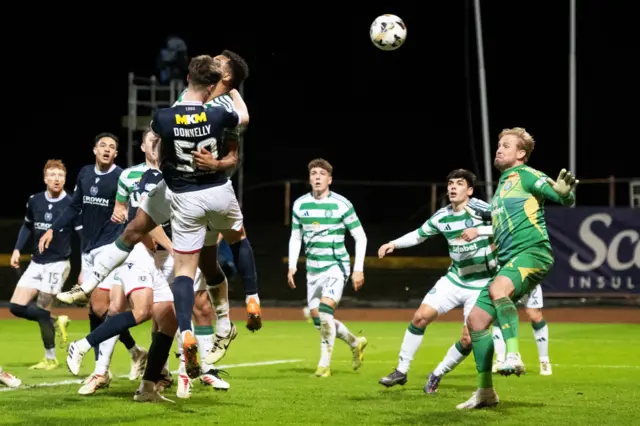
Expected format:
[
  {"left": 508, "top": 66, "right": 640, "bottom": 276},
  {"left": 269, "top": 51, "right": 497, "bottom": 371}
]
[
  {"left": 522, "top": 167, "right": 577, "bottom": 206},
  {"left": 379, "top": 229, "right": 426, "bottom": 258},
  {"left": 379, "top": 215, "right": 441, "bottom": 258},
  {"left": 543, "top": 168, "right": 579, "bottom": 206}
]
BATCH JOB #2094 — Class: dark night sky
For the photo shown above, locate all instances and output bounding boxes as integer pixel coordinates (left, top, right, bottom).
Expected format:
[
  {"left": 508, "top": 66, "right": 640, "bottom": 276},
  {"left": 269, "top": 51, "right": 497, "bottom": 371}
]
[{"left": 4, "top": 2, "right": 637, "bottom": 220}]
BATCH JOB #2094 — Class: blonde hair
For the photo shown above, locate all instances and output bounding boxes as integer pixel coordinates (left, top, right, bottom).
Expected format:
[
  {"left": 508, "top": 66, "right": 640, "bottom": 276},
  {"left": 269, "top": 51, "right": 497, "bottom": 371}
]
[{"left": 499, "top": 127, "right": 535, "bottom": 162}]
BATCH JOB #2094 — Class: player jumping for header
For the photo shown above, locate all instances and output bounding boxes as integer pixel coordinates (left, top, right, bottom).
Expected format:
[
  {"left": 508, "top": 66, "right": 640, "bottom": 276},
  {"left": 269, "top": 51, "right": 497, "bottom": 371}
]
[{"left": 457, "top": 127, "right": 578, "bottom": 409}]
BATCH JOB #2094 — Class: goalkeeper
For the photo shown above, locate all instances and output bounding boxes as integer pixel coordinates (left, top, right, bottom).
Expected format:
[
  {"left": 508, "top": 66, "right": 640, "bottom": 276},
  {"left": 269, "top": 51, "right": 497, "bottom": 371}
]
[{"left": 456, "top": 127, "right": 579, "bottom": 410}]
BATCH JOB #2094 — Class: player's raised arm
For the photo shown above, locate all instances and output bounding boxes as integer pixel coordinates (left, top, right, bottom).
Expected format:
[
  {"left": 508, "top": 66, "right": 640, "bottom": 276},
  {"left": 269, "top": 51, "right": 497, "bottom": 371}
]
[
  {"left": 287, "top": 210, "right": 303, "bottom": 289},
  {"left": 228, "top": 89, "right": 249, "bottom": 130},
  {"left": 11, "top": 197, "right": 34, "bottom": 268},
  {"left": 524, "top": 167, "right": 578, "bottom": 206},
  {"left": 51, "top": 179, "right": 83, "bottom": 231},
  {"left": 149, "top": 113, "right": 163, "bottom": 154}
]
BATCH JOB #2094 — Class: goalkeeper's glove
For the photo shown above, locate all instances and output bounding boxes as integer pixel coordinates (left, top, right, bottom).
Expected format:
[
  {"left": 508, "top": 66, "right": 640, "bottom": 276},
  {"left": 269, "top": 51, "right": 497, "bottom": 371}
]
[
  {"left": 464, "top": 206, "right": 492, "bottom": 222},
  {"left": 546, "top": 168, "right": 579, "bottom": 198}
]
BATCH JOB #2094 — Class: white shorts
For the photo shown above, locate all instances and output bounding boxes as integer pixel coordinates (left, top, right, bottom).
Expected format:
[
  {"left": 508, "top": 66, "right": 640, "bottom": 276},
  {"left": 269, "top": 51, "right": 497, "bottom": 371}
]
[
  {"left": 153, "top": 248, "right": 206, "bottom": 292},
  {"left": 81, "top": 246, "right": 121, "bottom": 292},
  {"left": 141, "top": 179, "right": 243, "bottom": 253},
  {"left": 307, "top": 272, "right": 345, "bottom": 310},
  {"left": 117, "top": 243, "right": 173, "bottom": 303},
  {"left": 17, "top": 260, "right": 70, "bottom": 295},
  {"left": 520, "top": 284, "right": 544, "bottom": 308},
  {"left": 422, "top": 276, "right": 482, "bottom": 323}
]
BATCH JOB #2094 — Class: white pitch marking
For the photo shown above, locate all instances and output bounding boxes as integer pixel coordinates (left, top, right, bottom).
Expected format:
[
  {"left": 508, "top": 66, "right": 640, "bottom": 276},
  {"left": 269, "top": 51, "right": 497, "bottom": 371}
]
[{"left": 0, "top": 359, "right": 303, "bottom": 392}]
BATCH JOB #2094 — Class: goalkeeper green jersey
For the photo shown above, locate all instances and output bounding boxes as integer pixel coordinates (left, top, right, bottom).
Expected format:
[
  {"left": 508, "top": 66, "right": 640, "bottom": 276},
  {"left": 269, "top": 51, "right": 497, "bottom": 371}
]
[{"left": 490, "top": 164, "right": 574, "bottom": 264}]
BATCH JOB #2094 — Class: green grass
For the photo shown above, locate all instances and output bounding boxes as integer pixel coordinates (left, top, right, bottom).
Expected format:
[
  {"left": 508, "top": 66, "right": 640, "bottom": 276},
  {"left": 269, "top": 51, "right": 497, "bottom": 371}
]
[{"left": 0, "top": 319, "right": 639, "bottom": 425}]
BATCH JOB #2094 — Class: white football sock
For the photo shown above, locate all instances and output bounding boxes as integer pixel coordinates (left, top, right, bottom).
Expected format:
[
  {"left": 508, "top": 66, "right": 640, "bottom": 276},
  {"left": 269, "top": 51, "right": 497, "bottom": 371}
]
[
  {"left": 334, "top": 319, "right": 357, "bottom": 348},
  {"left": 318, "top": 312, "right": 336, "bottom": 367},
  {"left": 176, "top": 330, "right": 186, "bottom": 374},
  {"left": 245, "top": 293, "right": 260, "bottom": 304},
  {"left": 128, "top": 345, "right": 142, "bottom": 358},
  {"left": 195, "top": 329, "right": 215, "bottom": 372},
  {"left": 532, "top": 321, "right": 550, "bottom": 363},
  {"left": 45, "top": 348, "right": 56, "bottom": 360},
  {"left": 208, "top": 279, "right": 231, "bottom": 336},
  {"left": 433, "top": 342, "right": 470, "bottom": 376},
  {"left": 397, "top": 323, "right": 425, "bottom": 374},
  {"left": 81, "top": 242, "right": 131, "bottom": 293},
  {"left": 77, "top": 338, "right": 92, "bottom": 353},
  {"left": 94, "top": 335, "right": 118, "bottom": 375}
]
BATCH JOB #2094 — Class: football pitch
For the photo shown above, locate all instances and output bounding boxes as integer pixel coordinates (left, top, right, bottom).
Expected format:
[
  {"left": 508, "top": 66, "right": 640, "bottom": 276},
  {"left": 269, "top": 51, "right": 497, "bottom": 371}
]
[{"left": 0, "top": 309, "right": 639, "bottom": 425}]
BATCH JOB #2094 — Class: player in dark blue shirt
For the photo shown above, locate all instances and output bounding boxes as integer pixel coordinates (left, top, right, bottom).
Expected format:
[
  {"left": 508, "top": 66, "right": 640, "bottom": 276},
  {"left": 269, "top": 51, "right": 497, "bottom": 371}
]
[
  {"left": 58, "top": 53, "right": 256, "bottom": 380},
  {"left": 140, "top": 167, "right": 232, "bottom": 389},
  {"left": 146, "top": 55, "right": 249, "bottom": 378},
  {"left": 9, "top": 160, "right": 81, "bottom": 370},
  {"left": 41, "top": 133, "right": 145, "bottom": 390}
]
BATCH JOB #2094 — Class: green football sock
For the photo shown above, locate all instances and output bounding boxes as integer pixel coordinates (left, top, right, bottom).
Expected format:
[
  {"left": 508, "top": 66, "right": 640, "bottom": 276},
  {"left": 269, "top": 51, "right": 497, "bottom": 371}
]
[
  {"left": 470, "top": 329, "right": 494, "bottom": 389},
  {"left": 494, "top": 297, "right": 520, "bottom": 353}
]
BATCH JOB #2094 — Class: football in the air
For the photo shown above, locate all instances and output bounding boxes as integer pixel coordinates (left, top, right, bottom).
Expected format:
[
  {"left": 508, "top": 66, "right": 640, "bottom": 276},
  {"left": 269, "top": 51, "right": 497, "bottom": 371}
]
[{"left": 370, "top": 14, "right": 407, "bottom": 51}]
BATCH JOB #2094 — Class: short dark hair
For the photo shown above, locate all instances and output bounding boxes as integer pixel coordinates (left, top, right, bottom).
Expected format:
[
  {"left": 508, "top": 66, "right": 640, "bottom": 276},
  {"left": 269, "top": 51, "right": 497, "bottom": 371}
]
[
  {"left": 95, "top": 132, "right": 119, "bottom": 147},
  {"left": 188, "top": 55, "right": 221, "bottom": 86},
  {"left": 221, "top": 50, "right": 249, "bottom": 88},
  {"left": 446, "top": 168, "right": 476, "bottom": 188}
]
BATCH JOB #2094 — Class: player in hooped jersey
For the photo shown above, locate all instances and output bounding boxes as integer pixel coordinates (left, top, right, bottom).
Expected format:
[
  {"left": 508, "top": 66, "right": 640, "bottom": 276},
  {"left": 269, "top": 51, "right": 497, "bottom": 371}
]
[
  {"left": 9, "top": 160, "right": 80, "bottom": 370},
  {"left": 377, "top": 169, "right": 497, "bottom": 393},
  {"left": 288, "top": 159, "right": 368, "bottom": 377},
  {"left": 40, "top": 133, "right": 145, "bottom": 394}
]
